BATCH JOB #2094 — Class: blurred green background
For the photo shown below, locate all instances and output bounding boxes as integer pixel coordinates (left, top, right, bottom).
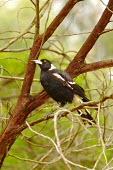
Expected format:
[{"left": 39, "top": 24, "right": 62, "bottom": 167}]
[{"left": 0, "top": 0, "right": 113, "bottom": 169}]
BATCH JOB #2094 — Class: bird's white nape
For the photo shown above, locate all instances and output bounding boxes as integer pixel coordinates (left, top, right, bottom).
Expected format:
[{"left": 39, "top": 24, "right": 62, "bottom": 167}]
[{"left": 49, "top": 64, "right": 56, "bottom": 70}]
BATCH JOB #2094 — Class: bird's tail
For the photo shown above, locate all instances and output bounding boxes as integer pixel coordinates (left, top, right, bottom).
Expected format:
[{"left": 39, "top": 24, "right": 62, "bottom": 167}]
[
  {"left": 77, "top": 109, "right": 96, "bottom": 125},
  {"left": 73, "top": 95, "right": 96, "bottom": 125}
]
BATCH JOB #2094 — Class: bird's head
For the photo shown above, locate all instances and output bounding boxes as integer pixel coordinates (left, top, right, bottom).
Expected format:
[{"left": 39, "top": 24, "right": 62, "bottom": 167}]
[{"left": 32, "top": 59, "right": 56, "bottom": 71}]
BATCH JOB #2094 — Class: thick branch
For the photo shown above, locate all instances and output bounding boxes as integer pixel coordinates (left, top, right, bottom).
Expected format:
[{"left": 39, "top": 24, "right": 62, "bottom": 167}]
[
  {"left": 0, "top": 0, "right": 113, "bottom": 167},
  {"left": 66, "top": 0, "right": 113, "bottom": 76},
  {"left": 21, "top": 0, "right": 82, "bottom": 97},
  {"left": 73, "top": 59, "right": 113, "bottom": 76},
  {"left": 0, "top": 0, "right": 82, "bottom": 167},
  {"left": 21, "top": 93, "right": 113, "bottom": 131}
]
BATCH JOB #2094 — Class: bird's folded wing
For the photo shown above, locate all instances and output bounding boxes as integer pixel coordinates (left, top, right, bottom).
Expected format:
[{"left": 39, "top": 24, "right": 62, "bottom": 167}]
[{"left": 51, "top": 69, "right": 89, "bottom": 102}]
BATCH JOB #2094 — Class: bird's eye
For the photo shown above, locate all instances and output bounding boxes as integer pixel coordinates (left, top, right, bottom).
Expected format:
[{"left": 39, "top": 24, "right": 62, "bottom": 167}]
[{"left": 43, "top": 60, "right": 46, "bottom": 63}]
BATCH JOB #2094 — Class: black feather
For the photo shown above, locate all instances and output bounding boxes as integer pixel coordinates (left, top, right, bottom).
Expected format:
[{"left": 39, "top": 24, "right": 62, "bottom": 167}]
[{"left": 32, "top": 59, "right": 96, "bottom": 124}]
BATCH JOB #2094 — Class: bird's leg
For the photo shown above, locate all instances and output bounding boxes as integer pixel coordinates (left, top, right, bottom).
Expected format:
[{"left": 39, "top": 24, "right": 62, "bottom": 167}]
[
  {"left": 44, "top": 103, "right": 70, "bottom": 119},
  {"left": 54, "top": 103, "right": 70, "bottom": 118},
  {"left": 44, "top": 105, "right": 60, "bottom": 119}
]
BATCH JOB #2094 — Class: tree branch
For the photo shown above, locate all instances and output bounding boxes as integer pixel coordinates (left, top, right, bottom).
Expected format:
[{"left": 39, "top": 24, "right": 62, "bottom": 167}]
[
  {"left": 0, "top": 0, "right": 82, "bottom": 166},
  {"left": 73, "top": 59, "right": 113, "bottom": 76},
  {"left": 0, "top": 17, "right": 36, "bottom": 52},
  {"left": 66, "top": 0, "right": 113, "bottom": 76},
  {"left": 35, "top": 0, "right": 40, "bottom": 37},
  {"left": 21, "top": 0, "right": 83, "bottom": 97},
  {"left": 21, "top": 93, "right": 113, "bottom": 131},
  {"left": 0, "top": 0, "right": 113, "bottom": 167}
]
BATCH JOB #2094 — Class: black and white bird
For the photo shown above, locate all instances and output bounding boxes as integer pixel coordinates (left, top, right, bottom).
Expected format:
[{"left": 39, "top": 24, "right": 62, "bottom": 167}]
[{"left": 32, "top": 59, "right": 95, "bottom": 124}]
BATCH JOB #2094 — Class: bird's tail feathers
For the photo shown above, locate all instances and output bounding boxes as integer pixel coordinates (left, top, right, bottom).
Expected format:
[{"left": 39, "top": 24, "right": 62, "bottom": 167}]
[
  {"left": 82, "top": 96, "right": 90, "bottom": 102},
  {"left": 73, "top": 95, "right": 96, "bottom": 125},
  {"left": 82, "top": 96, "right": 98, "bottom": 110},
  {"left": 77, "top": 109, "right": 96, "bottom": 125}
]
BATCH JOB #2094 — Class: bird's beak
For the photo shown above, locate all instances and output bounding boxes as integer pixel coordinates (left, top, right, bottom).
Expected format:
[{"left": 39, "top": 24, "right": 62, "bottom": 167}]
[{"left": 31, "top": 60, "right": 42, "bottom": 65}]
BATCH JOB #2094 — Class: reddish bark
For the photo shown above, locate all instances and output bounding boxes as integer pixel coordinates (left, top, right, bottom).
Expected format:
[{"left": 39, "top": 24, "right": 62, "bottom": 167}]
[
  {"left": 66, "top": 0, "right": 113, "bottom": 77},
  {"left": 0, "top": 0, "right": 113, "bottom": 167},
  {"left": 0, "top": 0, "right": 83, "bottom": 167}
]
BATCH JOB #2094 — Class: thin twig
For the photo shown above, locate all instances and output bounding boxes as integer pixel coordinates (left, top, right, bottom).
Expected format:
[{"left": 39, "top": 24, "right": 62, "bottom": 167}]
[
  {"left": 35, "top": 0, "right": 40, "bottom": 37},
  {"left": 0, "top": 75, "right": 39, "bottom": 82},
  {"left": 0, "top": 17, "right": 36, "bottom": 51}
]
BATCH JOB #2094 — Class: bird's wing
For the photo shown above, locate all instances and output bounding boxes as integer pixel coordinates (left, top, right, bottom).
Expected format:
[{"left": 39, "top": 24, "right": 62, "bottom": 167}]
[{"left": 51, "top": 69, "right": 89, "bottom": 102}]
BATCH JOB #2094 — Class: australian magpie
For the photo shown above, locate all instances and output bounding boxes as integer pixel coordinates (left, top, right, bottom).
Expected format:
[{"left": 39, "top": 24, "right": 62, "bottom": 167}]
[{"left": 32, "top": 59, "right": 95, "bottom": 124}]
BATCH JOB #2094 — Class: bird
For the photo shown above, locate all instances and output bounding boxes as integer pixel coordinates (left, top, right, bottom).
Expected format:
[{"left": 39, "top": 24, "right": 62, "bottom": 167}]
[{"left": 32, "top": 59, "right": 96, "bottom": 124}]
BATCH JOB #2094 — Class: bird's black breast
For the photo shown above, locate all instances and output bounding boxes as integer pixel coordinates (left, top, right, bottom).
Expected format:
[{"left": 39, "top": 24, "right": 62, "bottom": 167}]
[{"left": 40, "top": 70, "right": 74, "bottom": 105}]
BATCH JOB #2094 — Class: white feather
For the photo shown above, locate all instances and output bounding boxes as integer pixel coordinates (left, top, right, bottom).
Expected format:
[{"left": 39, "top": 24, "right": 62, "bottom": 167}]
[
  {"left": 53, "top": 73, "right": 74, "bottom": 90},
  {"left": 49, "top": 64, "right": 56, "bottom": 70},
  {"left": 53, "top": 73, "right": 65, "bottom": 81},
  {"left": 68, "top": 81, "right": 75, "bottom": 85}
]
